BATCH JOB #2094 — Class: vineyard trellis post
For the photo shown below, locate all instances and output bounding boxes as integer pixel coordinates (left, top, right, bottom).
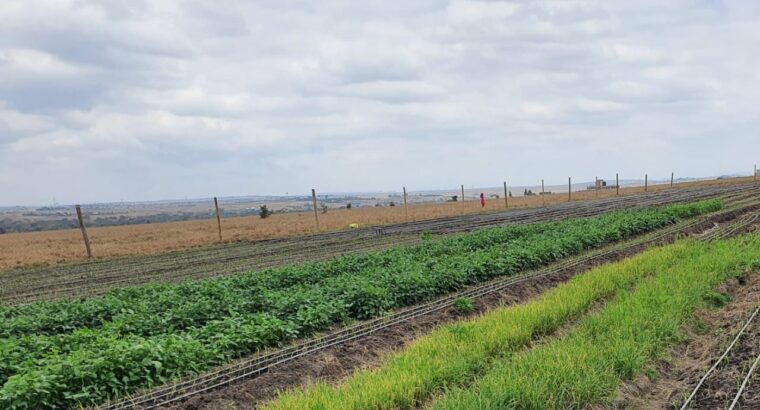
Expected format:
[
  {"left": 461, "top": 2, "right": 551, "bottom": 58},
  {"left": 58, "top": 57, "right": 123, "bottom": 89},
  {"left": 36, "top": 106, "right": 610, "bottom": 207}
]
[
  {"left": 403, "top": 186, "right": 409, "bottom": 220},
  {"left": 616, "top": 173, "right": 619, "bottom": 196},
  {"left": 311, "top": 188, "right": 320, "bottom": 231},
  {"left": 75, "top": 205, "right": 92, "bottom": 258},
  {"left": 213, "top": 197, "right": 222, "bottom": 242},
  {"left": 503, "top": 181, "right": 508, "bottom": 208}
]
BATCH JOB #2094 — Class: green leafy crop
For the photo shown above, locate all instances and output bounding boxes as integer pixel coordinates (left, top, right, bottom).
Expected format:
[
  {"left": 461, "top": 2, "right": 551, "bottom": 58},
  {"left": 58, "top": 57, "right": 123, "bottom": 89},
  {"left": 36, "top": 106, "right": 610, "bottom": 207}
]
[{"left": 0, "top": 199, "right": 722, "bottom": 409}]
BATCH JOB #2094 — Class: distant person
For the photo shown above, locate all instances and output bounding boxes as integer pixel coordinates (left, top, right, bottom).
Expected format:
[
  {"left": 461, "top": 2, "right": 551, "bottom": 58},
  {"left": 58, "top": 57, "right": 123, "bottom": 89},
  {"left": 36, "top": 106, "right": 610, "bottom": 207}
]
[{"left": 480, "top": 192, "right": 485, "bottom": 208}]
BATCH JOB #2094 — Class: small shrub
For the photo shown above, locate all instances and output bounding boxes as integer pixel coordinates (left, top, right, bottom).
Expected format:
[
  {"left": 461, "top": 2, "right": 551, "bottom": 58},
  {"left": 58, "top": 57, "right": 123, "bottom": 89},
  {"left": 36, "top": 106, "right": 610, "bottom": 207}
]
[
  {"left": 420, "top": 231, "right": 433, "bottom": 241},
  {"left": 259, "top": 205, "right": 271, "bottom": 219},
  {"left": 453, "top": 297, "right": 475, "bottom": 314}
]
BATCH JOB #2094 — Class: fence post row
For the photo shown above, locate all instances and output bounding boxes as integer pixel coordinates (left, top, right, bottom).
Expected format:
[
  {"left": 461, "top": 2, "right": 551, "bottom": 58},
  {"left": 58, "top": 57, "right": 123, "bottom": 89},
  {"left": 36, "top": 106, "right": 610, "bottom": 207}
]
[
  {"left": 311, "top": 188, "right": 320, "bottom": 231},
  {"left": 75, "top": 205, "right": 93, "bottom": 258},
  {"left": 214, "top": 197, "right": 222, "bottom": 242},
  {"left": 503, "top": 181, "right": 508, "bottom": 209}
]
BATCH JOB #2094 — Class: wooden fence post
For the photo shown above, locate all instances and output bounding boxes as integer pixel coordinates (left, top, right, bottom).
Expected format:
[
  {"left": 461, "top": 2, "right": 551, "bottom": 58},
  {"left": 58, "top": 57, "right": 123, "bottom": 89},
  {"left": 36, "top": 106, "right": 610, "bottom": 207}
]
[
  {"left": 541, "top": 179, "right": 545, "bottom": 206},
  {"left": 645, "top": 174, "right": 648, "bottom": 192},
  {"left": 214, "top": 197, "right": 222, "bottom": 241},
  {"left": 461, "top": 184, "right": 465, "bottom": 210},
  {"left": 311, "top": 188, "right": 320, "bottom": 231},
  {"left": 403, "top": 186, "right": 409, "bottom": 220},
  {"left": 75, "top": 205, "right": 93, "bottom": 258},
  {"left": 670, "top": 172, "right": 674, "bottom": 187},
  {"left": 568, "top": 177, "right": 572, "bottom": 201},
  {"left": 755, "top": 164, "right": 757, "bottom": 184},
  {"left": 616, "top": 173, "right": 619, "bottom": 196},
  {"left": 503, "top": 181, "right": 508, "bottom": 209}
]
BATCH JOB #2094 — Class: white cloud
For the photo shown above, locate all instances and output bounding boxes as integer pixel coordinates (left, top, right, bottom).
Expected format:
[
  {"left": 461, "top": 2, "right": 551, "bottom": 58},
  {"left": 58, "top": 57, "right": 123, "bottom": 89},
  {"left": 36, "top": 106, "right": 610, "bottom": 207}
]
[{"left": 1, "top": 0, "right": 760, "bottom": 204}]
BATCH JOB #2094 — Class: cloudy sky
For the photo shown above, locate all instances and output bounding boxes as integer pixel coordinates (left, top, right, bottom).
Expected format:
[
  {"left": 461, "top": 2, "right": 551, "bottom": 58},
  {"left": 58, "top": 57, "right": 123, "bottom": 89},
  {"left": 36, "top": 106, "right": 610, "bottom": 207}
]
[{"left": 1, "top": 0, "right": 759, "bottom": 205}]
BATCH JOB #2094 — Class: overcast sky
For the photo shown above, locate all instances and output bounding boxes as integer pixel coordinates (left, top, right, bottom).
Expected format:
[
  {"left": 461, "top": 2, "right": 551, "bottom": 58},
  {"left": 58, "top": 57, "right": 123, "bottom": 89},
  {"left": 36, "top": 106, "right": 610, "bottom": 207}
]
[{"left": 1, "top": 1, "right": 759, "bottom": 205}]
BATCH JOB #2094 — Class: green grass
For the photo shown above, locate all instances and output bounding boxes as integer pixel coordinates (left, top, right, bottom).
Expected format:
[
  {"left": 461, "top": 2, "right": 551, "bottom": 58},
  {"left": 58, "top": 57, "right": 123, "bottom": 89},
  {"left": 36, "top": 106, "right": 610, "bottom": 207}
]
[
  {"left": 430, "top": 234, "right": 760, "bottom": 409},
  {"left": 265, "top": 231, "right": 760, "bottom": 410}
]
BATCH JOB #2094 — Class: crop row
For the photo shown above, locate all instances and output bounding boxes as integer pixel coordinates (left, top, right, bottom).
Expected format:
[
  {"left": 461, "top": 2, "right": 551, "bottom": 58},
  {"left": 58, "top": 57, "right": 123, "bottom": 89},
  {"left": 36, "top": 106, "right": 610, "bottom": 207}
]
[
  {"left": 267, "top": 225, "right": 760, "bottom": 409},
  {"left": 0, "top": 200, "right": 722, "bottom": 408},
  {"left": 431, "top": 232, "right": 760, "bottom": 409}
]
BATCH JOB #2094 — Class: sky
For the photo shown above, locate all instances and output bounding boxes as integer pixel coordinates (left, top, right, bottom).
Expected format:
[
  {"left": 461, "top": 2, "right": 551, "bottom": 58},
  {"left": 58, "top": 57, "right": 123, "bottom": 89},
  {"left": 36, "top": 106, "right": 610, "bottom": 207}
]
[{"left": 1, "top": 0, "right": 759, "bottom": 206}]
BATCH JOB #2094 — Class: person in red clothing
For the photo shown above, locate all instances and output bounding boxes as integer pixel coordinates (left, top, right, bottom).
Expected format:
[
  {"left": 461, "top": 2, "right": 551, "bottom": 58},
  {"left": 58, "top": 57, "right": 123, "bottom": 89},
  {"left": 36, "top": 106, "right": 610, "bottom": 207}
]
[{"left": 480, "top": 192, "right": 485, "bottom": 208}]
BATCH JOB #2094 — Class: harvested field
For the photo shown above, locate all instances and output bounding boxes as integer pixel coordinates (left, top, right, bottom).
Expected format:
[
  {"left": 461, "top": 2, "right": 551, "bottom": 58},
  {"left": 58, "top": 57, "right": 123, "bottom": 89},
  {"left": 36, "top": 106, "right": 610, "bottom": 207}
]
[
  {"left": 1, "top": 183, "right": 758, "bottom": 304},
  {"left": 0, "top": 177, "right": 754, "bottom": 271}
]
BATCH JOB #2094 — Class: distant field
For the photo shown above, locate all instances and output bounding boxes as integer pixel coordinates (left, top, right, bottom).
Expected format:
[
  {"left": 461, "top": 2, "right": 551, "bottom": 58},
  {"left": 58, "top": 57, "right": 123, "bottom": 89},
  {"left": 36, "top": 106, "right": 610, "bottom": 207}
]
[{"left": 0, "top": 176, "right": 755, "bottom": 271}]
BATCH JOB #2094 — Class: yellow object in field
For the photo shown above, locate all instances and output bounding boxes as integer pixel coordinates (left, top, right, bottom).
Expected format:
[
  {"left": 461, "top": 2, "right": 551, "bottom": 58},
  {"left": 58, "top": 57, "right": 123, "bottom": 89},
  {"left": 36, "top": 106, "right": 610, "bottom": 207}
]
[{"left": 349, "top": 223, "right": 360, "bottom": 229}]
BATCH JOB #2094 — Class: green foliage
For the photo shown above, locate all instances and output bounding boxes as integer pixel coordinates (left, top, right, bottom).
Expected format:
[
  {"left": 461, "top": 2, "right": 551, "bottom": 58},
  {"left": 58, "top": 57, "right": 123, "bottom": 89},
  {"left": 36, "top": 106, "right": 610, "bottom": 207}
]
[
  {"left": 702, "top": 290, "right": 731, "bottom": 307},
  {"left": 0, "top": 200, "right": 722, "bottom": 409},
  {"left": 452, "top": 297, "right": 475, "bottom": 314}
]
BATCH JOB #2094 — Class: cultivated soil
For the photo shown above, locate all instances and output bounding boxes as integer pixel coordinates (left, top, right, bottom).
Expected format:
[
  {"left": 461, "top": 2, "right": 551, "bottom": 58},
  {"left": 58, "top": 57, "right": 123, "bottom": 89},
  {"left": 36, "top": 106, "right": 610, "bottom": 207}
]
[{"left": 3, "top": 182, "right": 757, "bottom": 305}]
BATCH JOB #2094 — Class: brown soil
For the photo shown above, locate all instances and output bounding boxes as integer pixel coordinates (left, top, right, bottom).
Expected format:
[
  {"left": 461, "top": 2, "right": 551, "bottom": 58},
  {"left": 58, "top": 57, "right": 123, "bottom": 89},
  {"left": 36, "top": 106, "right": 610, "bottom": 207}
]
[
  {"left": 615, "top": 271, "right": 760, "bottom": 409},
  {"left": 0, "top": 177, "right": 754, "bottom": 271},
  {"left": 163, "top": 224, "right": 694, "bottom": 410}
]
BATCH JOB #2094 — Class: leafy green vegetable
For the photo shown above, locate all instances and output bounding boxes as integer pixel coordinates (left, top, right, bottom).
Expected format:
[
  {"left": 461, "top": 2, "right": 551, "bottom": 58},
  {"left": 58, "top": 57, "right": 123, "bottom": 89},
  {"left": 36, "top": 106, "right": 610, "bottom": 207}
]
[{"left": 0, "top": 199, "right": 722, "bottom": 409}]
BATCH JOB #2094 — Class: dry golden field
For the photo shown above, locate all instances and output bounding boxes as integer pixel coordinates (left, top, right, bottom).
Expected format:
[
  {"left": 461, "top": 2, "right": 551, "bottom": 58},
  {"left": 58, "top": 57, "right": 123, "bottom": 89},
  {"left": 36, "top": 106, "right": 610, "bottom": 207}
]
[{"left": 0, "top": 177, "right": 755, "bottom": 271}]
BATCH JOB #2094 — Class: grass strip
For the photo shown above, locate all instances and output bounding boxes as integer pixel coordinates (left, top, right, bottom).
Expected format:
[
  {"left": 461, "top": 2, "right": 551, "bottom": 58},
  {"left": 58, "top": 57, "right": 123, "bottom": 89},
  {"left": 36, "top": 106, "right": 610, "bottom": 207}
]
[{"left": 430, "top": 233, "right": 760, "bottom": 409}]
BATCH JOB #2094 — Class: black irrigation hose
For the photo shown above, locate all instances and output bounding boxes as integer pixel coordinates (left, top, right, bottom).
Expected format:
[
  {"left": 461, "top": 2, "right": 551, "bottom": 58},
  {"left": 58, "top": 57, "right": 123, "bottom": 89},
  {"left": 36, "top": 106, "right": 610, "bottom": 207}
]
[
  {"left": 96, "top": 202, "right": 760, "bottom": 410},
  {"left": 680, "top": 306, "right": 760, "bottom": 410}
]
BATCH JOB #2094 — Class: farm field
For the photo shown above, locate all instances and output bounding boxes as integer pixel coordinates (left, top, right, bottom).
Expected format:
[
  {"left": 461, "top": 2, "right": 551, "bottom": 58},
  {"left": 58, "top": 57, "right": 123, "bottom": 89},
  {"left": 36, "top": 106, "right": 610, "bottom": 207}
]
[
  {"left": 2, "top": 182, "right": 758, "bottom": 305},
  {"left": 265, "top": 227, "right": 760, "bottom": 410},
  {"left": 0, "top": 176, "right": 755, "bottom": 272},
  {"left": 0, "top": 200, "right": 729, "bottom": 409}
]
